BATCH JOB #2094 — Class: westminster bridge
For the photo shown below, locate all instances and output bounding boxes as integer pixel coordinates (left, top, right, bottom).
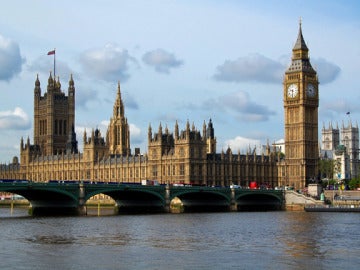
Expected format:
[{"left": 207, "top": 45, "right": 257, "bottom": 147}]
[{"left": 0, "top": 180, "right": 285, "bottom": 215}]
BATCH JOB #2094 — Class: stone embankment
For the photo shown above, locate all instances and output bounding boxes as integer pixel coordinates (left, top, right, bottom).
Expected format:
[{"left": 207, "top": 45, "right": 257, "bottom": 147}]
[{"left": 285, "top": 190, "right": 322, "bottom": 211}]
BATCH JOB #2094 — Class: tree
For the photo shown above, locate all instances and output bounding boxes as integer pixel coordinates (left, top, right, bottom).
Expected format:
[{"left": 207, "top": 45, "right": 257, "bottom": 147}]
[
  {"left": 318, "top": 158, "right": 334, "bottom": 180},
  {"left": 349, "top": 177, "right": 360, "bottom": 190}
]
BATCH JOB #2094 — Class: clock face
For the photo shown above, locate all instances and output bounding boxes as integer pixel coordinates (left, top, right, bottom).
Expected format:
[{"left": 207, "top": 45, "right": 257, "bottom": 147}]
[
  {"left": 306, "top": 84, "right": 316, "bottom": 97},
  {"left": 287, "top": 84, "right": 298, "bottom": 98}
]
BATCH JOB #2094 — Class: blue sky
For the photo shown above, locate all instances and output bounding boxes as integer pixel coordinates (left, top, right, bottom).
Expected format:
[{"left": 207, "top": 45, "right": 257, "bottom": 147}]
[{"left": 0, "top": 0, "right": 359, "bottom": 162}]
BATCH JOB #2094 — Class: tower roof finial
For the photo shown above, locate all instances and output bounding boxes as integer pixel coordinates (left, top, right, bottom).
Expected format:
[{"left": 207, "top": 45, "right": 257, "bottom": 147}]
[{"left": 293, "top": 19, "right": 308, "bottom": 51}]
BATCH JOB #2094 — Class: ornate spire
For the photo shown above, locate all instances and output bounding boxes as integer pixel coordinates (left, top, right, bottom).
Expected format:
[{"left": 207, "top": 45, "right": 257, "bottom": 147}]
[
  {"left": 68, "top": 74, "right": 74, "bottom": 88},
  {"left": 35, "top": 74, "right": 40, "bottom": 87},
  {"left": 56, "top": 76, "right": 61, "bottom": 90},
  {"left": 113, "top": 81, "right": 124, "bottom": 117},
  {"left": 83, "top": 129, "right": 87, "bottom": 143},
  {"left": 293, "top": 18, "right": 308, "bottom": 52},
  {"left": 186, "top": 120, "right": 190, "bottom": 131},
  {"left": 34, "top": 74, "right": 41, "bottom": 96},
  {"left": 286, "top": 20, "right": 315, "bottom": 74},
  {"left": 47, "top": 71, "right": 54, "bottom": 91},
  {"left": 158, "top": 122, "right": 163, "bottom": 134},
  {"left": 174, "top": 120, "right": 179, "bottom": 139},
  {"left": 148, "top": 123, "right": 152, "bottom": 140}
]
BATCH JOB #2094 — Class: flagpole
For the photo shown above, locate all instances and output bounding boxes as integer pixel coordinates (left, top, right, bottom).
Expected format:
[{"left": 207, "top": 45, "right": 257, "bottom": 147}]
[
  {"left": 53, "top": 49, "right": 56, "bottom": 78},
  {"left": 47, "top": 49, "right": 56, "bottom": 77}
]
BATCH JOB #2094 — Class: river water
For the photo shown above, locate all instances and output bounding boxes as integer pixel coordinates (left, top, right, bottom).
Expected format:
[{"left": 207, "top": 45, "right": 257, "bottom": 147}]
[{"left": 0, "top": 207, "right": 359, "bottom": 270}]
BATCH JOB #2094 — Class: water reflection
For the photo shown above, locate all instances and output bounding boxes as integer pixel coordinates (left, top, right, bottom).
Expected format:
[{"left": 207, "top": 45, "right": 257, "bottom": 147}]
[
  {"left": 26, "top": 235, "right": 76, "bottom": 245},
  {"left": 1, "top": 209, "right": 360, "bottom": 269}
]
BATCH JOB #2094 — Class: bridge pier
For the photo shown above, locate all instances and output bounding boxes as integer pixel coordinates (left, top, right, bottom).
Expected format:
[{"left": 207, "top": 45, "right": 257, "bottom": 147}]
[
  {"left": 164, "top": 184, "right": 171, "bottom": 213},
  {"left": 78, "top": 182, "right": 87, "bottom": 216},
  {"left": 230, "top": 187, "right": 238, "bottom": 211}
]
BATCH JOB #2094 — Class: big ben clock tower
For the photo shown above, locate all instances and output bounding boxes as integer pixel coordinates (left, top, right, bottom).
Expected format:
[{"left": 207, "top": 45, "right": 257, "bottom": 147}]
[{"left": 284, "top": 21, "right": 319, "bottom": 189}]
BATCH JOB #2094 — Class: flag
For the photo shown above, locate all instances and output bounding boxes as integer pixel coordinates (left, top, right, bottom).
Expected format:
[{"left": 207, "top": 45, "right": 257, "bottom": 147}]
[
  {"left": 346, "top": 112, "right": 350, "bottom": 115},
  {"left": 47, "top": 50, "right": 55, "bottom": 55}
]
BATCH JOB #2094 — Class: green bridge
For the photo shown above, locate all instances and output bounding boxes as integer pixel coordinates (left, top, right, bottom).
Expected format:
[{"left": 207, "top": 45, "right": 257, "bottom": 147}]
[{"left": 0, "top": 181, "right": 285, "bottom": 215}]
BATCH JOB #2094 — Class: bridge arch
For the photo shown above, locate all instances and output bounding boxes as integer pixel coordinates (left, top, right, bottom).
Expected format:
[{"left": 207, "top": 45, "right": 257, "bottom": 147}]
[
  {"left": 170, "top": 188, "right": 231, "bottom": 212},
  {"left": 0, "top": 184, "right": 80, "bottom": 215},
  {"left": 85, "top": 185, "right": 166, "bottom": 213},
  {"left": 235, "top": 191, "right": 283, "bottom": 211}
]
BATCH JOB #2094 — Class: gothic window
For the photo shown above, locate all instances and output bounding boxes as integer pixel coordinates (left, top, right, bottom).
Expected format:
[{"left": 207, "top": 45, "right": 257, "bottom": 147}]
[
  {"left": 179, "top": 147, "right": 184, "bottom": 157},
  {"left": 179, "top": 164, "right": 185, "bottom": 175},
  {"left": 152, "top": 165, "right": 158, "bottom": 177},
  {"left": 190, "top": 164, "right": 194, "bottom": 176},
  {"left": 59, "top": 120, "right": 62, "bottom": 135},
  {"left": 152, "top": 149, "right": 157, "bottom": 159},
  {"left": 142, "top": 167, "right": 146, "bottom": 177}
]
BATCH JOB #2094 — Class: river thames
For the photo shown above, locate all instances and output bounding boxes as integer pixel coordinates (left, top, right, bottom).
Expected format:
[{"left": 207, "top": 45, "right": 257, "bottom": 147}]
[{"left": 0, "top": 208, "right": 359, "bottom": 270}]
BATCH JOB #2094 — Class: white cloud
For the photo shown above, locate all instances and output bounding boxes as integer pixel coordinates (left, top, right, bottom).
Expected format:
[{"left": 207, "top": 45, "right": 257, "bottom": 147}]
[
  {"left": 129, "top": 123, "right": 144, "bottom": 145},
  {"left": 0, "top": 107, "right": 30, "bottom": 130},
  {"left": 223, "top": 136, "right": 261, "bottom": 154},
  {"left": 200, "top": 91, "right": 276, "bottom": 122},
  {"left": 0, "top": 34, "right": 25, "bottom": 81},
  {"left": 76, "top": 88, "right": 99, "bottom": 109},
  {"left": 214, "top": 54, "right": 341, "bottom": 85},
  {"left": 213, "top": 53, "right": 283, "bottom": 83},
  {"left": 27, "top": 55, "right": 75, "bottom": 80},
  {"left": 130, "top": 123, "right": 141, "bottom": 137},
  {"left": 80, "top": 44, "right": 137, "bottom": 82},
  {"left": 142, "top": 49, "right": 183, "bottom": 73},
  {"left": 312, "top": 57, "right": 341, "bottom": 84}
]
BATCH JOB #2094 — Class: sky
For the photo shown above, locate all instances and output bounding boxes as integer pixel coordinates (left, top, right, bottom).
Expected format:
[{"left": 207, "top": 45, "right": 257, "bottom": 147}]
[{"left": 0, "top": 0, "right": 359, "bottom": 163}]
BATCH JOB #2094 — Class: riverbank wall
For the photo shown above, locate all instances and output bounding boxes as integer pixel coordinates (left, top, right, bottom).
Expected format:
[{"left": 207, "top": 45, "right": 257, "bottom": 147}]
[{"left": 285, "top": 190, "right": 323, "bottom": 211}]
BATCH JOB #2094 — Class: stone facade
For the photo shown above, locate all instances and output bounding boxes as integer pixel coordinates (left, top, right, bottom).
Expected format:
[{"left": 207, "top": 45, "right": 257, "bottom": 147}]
[
  {"left": 0, "top": 24, "right": 319, "bottom": 190},
  {"left": 283, "top": 22, "right": 319, "bottom": 189},
  {"left": 0, "top": 73, "right": 280, "bottom": 187}
]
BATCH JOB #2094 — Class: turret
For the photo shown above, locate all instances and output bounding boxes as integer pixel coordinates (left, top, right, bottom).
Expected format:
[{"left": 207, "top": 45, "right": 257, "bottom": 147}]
[
  {"left": 206, "top": 119, "right": 216, "bottom": 154},
  {"left": 47, "top": 72, "right": 54, "bottom": 92},
  {"left": 148, "top": 124, "right": 152, "bottom": 141},
  {"left": 34, "top": 74, "right": 41, "bottom": 98},
  {"left": 174, "top": 120, "right": 179, "bottom": 140}
]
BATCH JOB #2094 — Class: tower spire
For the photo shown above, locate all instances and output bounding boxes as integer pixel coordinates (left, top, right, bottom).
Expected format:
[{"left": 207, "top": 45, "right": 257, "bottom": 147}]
[
  {"left": 293, "top": 18, "right": 308, "bottom": 52},
  {"left": 108, "top": 80, "right": 130, "bottom": 155},
  {"left": 287, "top": 20, "right": 315, "bottom": 74}
]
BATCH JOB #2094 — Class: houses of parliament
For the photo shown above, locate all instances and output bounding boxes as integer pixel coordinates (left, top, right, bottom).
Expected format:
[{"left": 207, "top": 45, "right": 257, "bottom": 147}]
[{"left": 1, "top": 24, "right": 322, "bottom": 190}]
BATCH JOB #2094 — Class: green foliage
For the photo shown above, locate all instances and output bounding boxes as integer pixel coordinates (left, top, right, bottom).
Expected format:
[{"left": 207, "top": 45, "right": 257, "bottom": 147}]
[
  {"left": 349, "top": 177, "right": 360, "bottom": 190},
  {"left": 318, "top": 159, "right": 334, "bottom": 180}
]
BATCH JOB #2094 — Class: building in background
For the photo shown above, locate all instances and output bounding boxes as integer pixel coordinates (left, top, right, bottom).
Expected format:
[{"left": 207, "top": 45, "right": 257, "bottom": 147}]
[{"left": 320, "top": 121, "right": 359, "bottom": 180}]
